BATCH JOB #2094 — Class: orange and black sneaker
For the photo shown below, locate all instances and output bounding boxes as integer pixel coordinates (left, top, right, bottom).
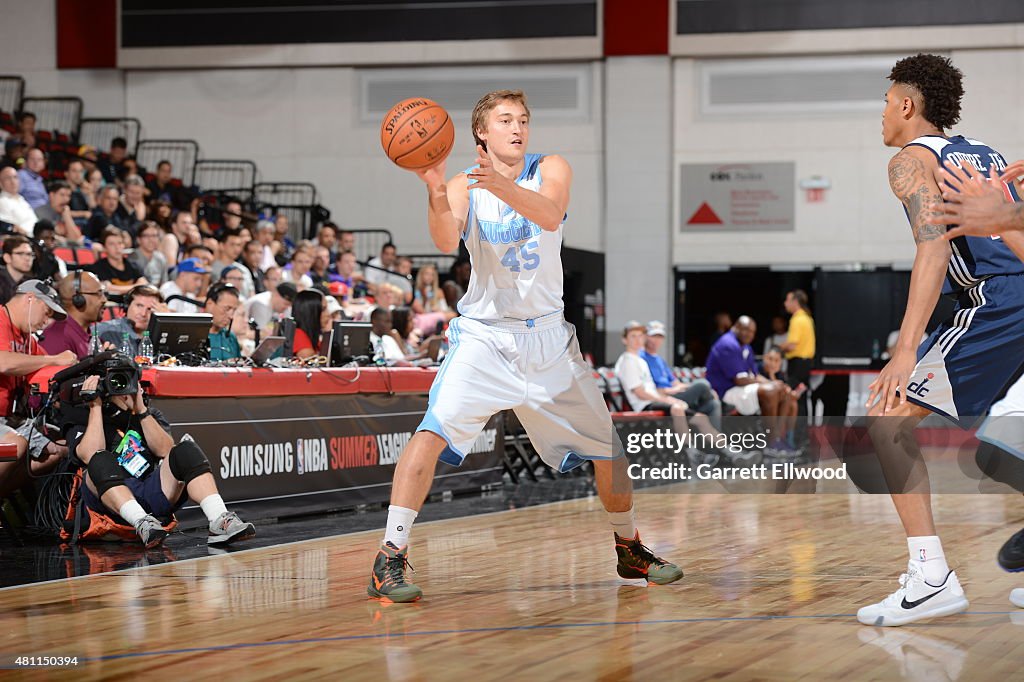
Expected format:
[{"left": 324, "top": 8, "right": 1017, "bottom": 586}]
[
  {"left": 367, "top": 542, "right": 423, "bottom": 603},
  {"left": 615, "top": 532, "right": 684, "bottom": 585}
]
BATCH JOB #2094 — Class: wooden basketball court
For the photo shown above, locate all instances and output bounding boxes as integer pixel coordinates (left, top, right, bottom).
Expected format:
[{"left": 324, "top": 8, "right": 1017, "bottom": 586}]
[{"left": 2, "top": 487, "right": 1022, "bottom": 680}]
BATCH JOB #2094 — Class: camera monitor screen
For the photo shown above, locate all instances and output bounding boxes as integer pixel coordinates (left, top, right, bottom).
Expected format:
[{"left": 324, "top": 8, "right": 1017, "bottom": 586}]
[
  {"left": 148, "top": 312, "right": 213, "bottom": 359},
  {"left": 331, "top": 321, "right": 373, "bottom": 365}
]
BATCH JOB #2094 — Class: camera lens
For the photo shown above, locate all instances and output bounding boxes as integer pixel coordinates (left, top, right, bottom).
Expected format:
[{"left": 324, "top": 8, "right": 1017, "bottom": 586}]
[{"left": 108, "top": 371, "right": 128, "bottom": 390}]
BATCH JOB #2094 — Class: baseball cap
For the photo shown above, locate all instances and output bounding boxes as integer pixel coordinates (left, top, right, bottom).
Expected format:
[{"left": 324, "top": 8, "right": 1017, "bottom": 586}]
[
  {"left": 276, "top": 281, "right": 298, "bottom": 302},
  {"left": 646, "top": 320, "right": 666, "bottom": 337},
  {"left": 324, "top": 294, "right": 343, "bottom": 316},
  {"left": 4, "top": 136, "right": 24, "bottom": 152},
  {"left": 17, "top": 279, "right": 67, "bottom": 320},
  {"left": 176, "top": 257, "right": 208, "bottom": 275},
  {"left": 622, "top": 320, "right": 646, "bottom": 336}
]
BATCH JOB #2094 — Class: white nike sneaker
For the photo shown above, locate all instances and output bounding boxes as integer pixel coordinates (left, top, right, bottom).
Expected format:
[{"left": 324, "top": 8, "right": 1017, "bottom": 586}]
[
  {"left": 857, "top": 562, "right": 969, "bottom": 627},
  {"left": 1011, "top": 588, "right": 1024, "bottom": 609}
]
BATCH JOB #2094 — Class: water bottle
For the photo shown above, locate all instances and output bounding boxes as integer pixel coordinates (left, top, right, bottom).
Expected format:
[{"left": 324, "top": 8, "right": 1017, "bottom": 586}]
[
  {"left": 871, "top": 338, "right": 881, "bottom": 361},
  {"left": 139, "top": 331, "right": 154, "bottom": 363},
  {"left": 89, "top": 325, "right": 102, "bottom": 356},
  {"left": 120, "top": 332, "right": 133, "bottom": 358},
  {"left": 373, "top": 338, "right": 386, "bottom": 366}
]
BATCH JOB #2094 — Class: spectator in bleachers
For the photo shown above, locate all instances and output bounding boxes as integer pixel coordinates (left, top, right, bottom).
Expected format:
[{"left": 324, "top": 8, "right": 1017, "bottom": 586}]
[
  {"left": 263, "top": 264, "right": 282, "bottom": 292},
  {"left": 205, "top": 283, "right": 242, "bottom": 361},
  {"left": 443, "top": 257, "right": 471, "bottom": 310},
  {"left": 0, "top": 167, "right": 37, "bottom": 235},
  {"left": 148, "top": 198, "right": 172, "bottom": 231},
  {"left": 642, "top": 320, "right": 724, "bottom": 430},
  {"left": 185, "top": 243, "right": 214, "bottom": 270},
  {"left": 337, "top": 229, "right": 355, "bottom": 255},
  {"left": 289, "top": 289, "right": 331, "bottom": 360},
  {"left": 272, "top": 213, "right": 296, "bottom": 262},
  {"left": 127, "top": 220, "right": 169, "bottom": 288},
  {"left": 219, "top": 264, "right": 250, "bottom": 301},
  {"left": 160, "top": 209, "right": 195, "bottom": 267},
  {"left": 282, "top": 245, "right": 314, "bottom": 289},
  {"left": 98, "top": 137, "right": 128, "bottom": 184},
  {"left": 210, "top": 227, "right": 244, "bottom": 279},
  {"left": 31, "top": 220, "right": 67, "bottom": 281},
  {"left": 85, "top": 167, "right": 104, "bottom": 194},
  {"left": 117, "top": 174, "right": 147, "bottom": 236},
  {"left": 369, "top": 306, "right": 406, "bottom": 364},
  {"left": 372, "top": 282, "right": 402, "bottom": 311},
  {"left": 412, "top": 264, "right": 451, "bottom": 316},
  {"left": 44, "top": 271, "right": 107, "bottom": 358},
  {"left": 220, "top": 199, "right": 243, "bottom": 234},
  {"left": 65, "top": 160, "right": 96, "bottom": 225},
  {"left": 365, "top": 242, "right": 396, "bottom": 289},
  {"left": 614, "top": 319, "right": 692, "bottom": 423},
  {"left": 87, "top": 227, "right": 148, "bottom": 295},
  {"left": 705, "top": 316, "right": 796, "bottom": 453},
  {"left": 710, "top": 311, "right": 732, "bottom": 346},
  {"left": 1, "top": 137, "right": 25, "bottom": 171},
  {"left": 329, "top": 250, "right": 360, "bottom": 298},
  {"left": 316, "top": 222, "right": 338, "bottom": 260},
  {"left": 34, "top": 180, "right": 84, "bottom": 243},
  {"left": 160, "top": 257, "right": 206, "bottom": 313},
  {"left": 96, "top": 284, "right": 164, "bottom": 355},
  {"left": 15, "top": 112, "right": 36, "bottom": 148},
  {"left": 0, "top": 236, "right": 36, "bottom": 304},
  {"left": 310, "top": 245, "right": 333, "bottom": 287},
  {"left": 17, "top": 148, "right": 47, "bottom": 209},
  {"left": 246, "top": 280, "right": 295, "bottom": 337},
  {"left": 761, "top": 346, "right": 800, "bottom": 443},
  {"left": 762, "top": 315, "right": 789, "bottom": 369},
  {"left": 146, "top": 160, "right": 175, "bottom": 204},
  {"left": 117, "top": 157, "right": 141, "bottom": 186},
  {"left": 240, "top": 239, "right": 265, "bottom": 295},
  {"left": 86, "top": 186, "right": 127, "bottom": 240},
  {"left": 77, "top": 145, "right": 99, "bottom": 175},
  {"left": 392, "top": 256, "right": 414, "bottom": 304},
  {"left": 256, "top": 220, "right": 277, "bottom": 270}
]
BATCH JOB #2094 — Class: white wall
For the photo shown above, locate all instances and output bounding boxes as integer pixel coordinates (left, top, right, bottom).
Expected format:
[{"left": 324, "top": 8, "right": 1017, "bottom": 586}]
[
  {"left": 123, "top": 64, "right": 605, "bottom": 253},
  {"left": 671, "top": 49, "right": 1024, "bottom": 267}
]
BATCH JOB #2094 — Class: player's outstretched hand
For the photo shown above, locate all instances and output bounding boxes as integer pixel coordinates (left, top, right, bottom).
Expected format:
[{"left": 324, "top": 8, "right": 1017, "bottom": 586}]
[
  {"left": 865, "top": 349, "right": 916, "bottom": 414},
  {"left": 938, "top": 160, "right": 1020, "bottom": 238},
  {"left": 467, "top": 145, "right": 509, "bottom": 194},
  {"left": 415, "top": 160, "right": 448, "bottom": 190}
]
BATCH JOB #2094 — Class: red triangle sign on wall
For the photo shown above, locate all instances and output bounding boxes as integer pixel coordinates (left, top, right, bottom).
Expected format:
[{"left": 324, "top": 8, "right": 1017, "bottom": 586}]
[{"left": 686, "top": 202, "right": 723, "bottom": 225}]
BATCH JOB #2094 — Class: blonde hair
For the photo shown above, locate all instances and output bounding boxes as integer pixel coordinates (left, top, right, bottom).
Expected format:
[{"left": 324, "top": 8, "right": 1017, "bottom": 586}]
[
  {"left": 414, "top": 264, "right": 445, "bottom": 312},
  {"left": 471, "top": 90, "right": 530, "bottom": 150}
]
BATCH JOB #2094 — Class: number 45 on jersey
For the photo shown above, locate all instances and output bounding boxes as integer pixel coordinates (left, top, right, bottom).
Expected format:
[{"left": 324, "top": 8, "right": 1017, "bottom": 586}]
[{"left": 501, "top": 240, "right": 540, "bottom": 272}]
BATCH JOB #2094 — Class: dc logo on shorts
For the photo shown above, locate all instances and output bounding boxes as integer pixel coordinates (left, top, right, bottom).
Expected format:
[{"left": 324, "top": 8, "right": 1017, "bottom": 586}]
[{"left": 907, "top": 373, "right": 935, "bottom": 397}]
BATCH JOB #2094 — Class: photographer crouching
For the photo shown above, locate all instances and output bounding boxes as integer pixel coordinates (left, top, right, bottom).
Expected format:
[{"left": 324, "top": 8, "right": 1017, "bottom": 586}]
[{"left": 68, "top": 353, "right": 256, "bottom": 547}]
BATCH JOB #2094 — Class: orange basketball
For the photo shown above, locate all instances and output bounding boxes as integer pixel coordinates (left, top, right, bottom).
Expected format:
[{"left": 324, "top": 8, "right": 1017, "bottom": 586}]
[{"left": 380, "top": 97, "right": 455, "bottom": 170}]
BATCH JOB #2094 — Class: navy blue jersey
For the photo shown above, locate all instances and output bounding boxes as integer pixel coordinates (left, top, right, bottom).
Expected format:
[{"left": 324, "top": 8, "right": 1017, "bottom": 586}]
[{"left": 903, "top": 135, "right": 1024, "bottom": 294}]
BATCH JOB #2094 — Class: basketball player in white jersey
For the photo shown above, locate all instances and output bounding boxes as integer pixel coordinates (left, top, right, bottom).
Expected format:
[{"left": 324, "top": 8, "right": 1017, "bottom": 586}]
[{"left": 368, "top": 90, "right": 683, "bottom": 602}]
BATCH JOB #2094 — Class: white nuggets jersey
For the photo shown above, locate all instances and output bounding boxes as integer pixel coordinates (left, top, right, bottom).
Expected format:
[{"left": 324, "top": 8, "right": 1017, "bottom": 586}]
[{"left": 458, "top": 153, "right": 564, "bottom": 322}]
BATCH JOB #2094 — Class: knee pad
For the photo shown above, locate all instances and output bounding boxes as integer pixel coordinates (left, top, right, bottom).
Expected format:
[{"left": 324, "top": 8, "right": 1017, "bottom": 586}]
[
  {"left": 87, "top": 450, "right": 126, "bottom": 497},
  {"left": 168, "top": 440, "right": 211, "bottom": 485}
]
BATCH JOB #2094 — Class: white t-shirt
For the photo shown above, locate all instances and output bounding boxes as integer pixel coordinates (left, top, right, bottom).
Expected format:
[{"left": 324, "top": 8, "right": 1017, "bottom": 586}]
[
  {"left": 364, "top": 256, "right": 392, "bottom": 285},
  {"left": 614, "top": 351, "right": 658, "bottom": 411},
  {"left": 159, "top": 280, "right": 202, "bottom": 314},
  {"left": 0, "top": 190, "right": 37, "bottom": 235},
  {"left": 370, "top": 331, "right": 404, "bottom": 362},
  {"left": 281, "top": 269, "right": 313, "bottom": 290}
]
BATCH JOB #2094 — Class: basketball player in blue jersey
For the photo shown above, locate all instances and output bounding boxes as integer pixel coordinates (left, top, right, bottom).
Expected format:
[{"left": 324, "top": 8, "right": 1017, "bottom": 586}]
[
  {"left": 367, "top": 90, "right": 683, "bottom": 602},
  {"left": 857, "top": 54, "right": 1024, "bottom": 626}
]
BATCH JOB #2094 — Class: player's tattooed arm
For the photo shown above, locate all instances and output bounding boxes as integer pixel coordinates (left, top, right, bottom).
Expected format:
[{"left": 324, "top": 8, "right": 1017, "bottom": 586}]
[{"left": 888, "top": 149, "right": 946, "bottom": 244}]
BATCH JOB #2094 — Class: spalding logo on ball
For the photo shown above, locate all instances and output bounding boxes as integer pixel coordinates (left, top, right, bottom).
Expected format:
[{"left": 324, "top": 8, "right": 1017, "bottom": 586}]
[{"left": 380, "top": 97, "right": 455, "bottom": 170}]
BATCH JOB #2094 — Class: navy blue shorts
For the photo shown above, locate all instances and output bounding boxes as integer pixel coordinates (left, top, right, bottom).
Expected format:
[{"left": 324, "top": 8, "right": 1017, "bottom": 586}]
[
  {"left": 906, "top": 274, "right": 1024, "bottom": 427},
  {"left": 83, "top": 461, "right": 185, "bottom": 523}
]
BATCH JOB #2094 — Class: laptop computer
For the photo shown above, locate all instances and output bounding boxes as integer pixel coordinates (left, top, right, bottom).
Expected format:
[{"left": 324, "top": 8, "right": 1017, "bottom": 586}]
[
  {"left": 250, "top": 336, "right": 285, "bottom": 366},
  {"left": 318, "top": 327, "right": 335, "bottom": 367}
]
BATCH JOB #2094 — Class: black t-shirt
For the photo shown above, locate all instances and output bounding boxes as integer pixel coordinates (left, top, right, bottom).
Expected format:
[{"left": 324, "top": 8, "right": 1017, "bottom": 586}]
[
  {"left": 87, "top": 258, "right": 143, "bottom": 287},
  {"left": 67, "top": 405, "right": 171, "bottom": 479}
]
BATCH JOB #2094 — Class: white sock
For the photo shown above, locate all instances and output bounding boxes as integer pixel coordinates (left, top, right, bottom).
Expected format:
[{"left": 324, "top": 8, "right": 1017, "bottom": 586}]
[
  {"left": 199, "top": 494, "right": 228, "bottom": 522},
  {"left": 608, "top": 507, "right": 637, "bottom": 539},
  {"left": 384, "top": 505, "right": 418, "bottom": 548},
  {"left": 908, "top": 535, "right": 950, "bottom": 584},
  {"left": 119, "top": 500, "right": 147, "bottom": 526}
]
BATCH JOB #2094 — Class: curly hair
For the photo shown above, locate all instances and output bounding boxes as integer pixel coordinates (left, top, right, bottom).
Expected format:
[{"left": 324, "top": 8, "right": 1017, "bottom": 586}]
[{"left": 888, "top": 54, "right": 963, "bottom": 131}]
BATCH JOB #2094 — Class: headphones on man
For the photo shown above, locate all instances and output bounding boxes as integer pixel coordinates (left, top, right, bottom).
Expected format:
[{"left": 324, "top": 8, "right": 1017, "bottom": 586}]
[{"left": 71, "top": 268, "right": 86, "bottom": 310}]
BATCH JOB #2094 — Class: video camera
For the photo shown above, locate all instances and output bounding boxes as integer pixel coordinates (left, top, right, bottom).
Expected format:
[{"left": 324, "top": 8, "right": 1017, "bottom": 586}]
[{"left": 55, "top": 351, "right": 142, "bottom": 406}]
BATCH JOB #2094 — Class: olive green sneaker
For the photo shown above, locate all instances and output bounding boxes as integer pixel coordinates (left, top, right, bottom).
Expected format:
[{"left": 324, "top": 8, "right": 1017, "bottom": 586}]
[
  {"left": 368, "top": 542, "right": 423, "bottom": 603},
  {"left": 615, "top": 532, "right": 684, "bottom": 585}
]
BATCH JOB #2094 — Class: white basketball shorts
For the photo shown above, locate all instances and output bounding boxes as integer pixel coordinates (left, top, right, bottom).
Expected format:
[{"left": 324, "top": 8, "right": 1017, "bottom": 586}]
[{"left": 418, "top": 314, "right": 621, "bottom": 472}]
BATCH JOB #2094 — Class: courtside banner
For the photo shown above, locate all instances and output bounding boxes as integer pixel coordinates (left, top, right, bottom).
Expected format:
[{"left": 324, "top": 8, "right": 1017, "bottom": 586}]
[{"left": 151, "top": 394, "right": 504, "bottom": 516}]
